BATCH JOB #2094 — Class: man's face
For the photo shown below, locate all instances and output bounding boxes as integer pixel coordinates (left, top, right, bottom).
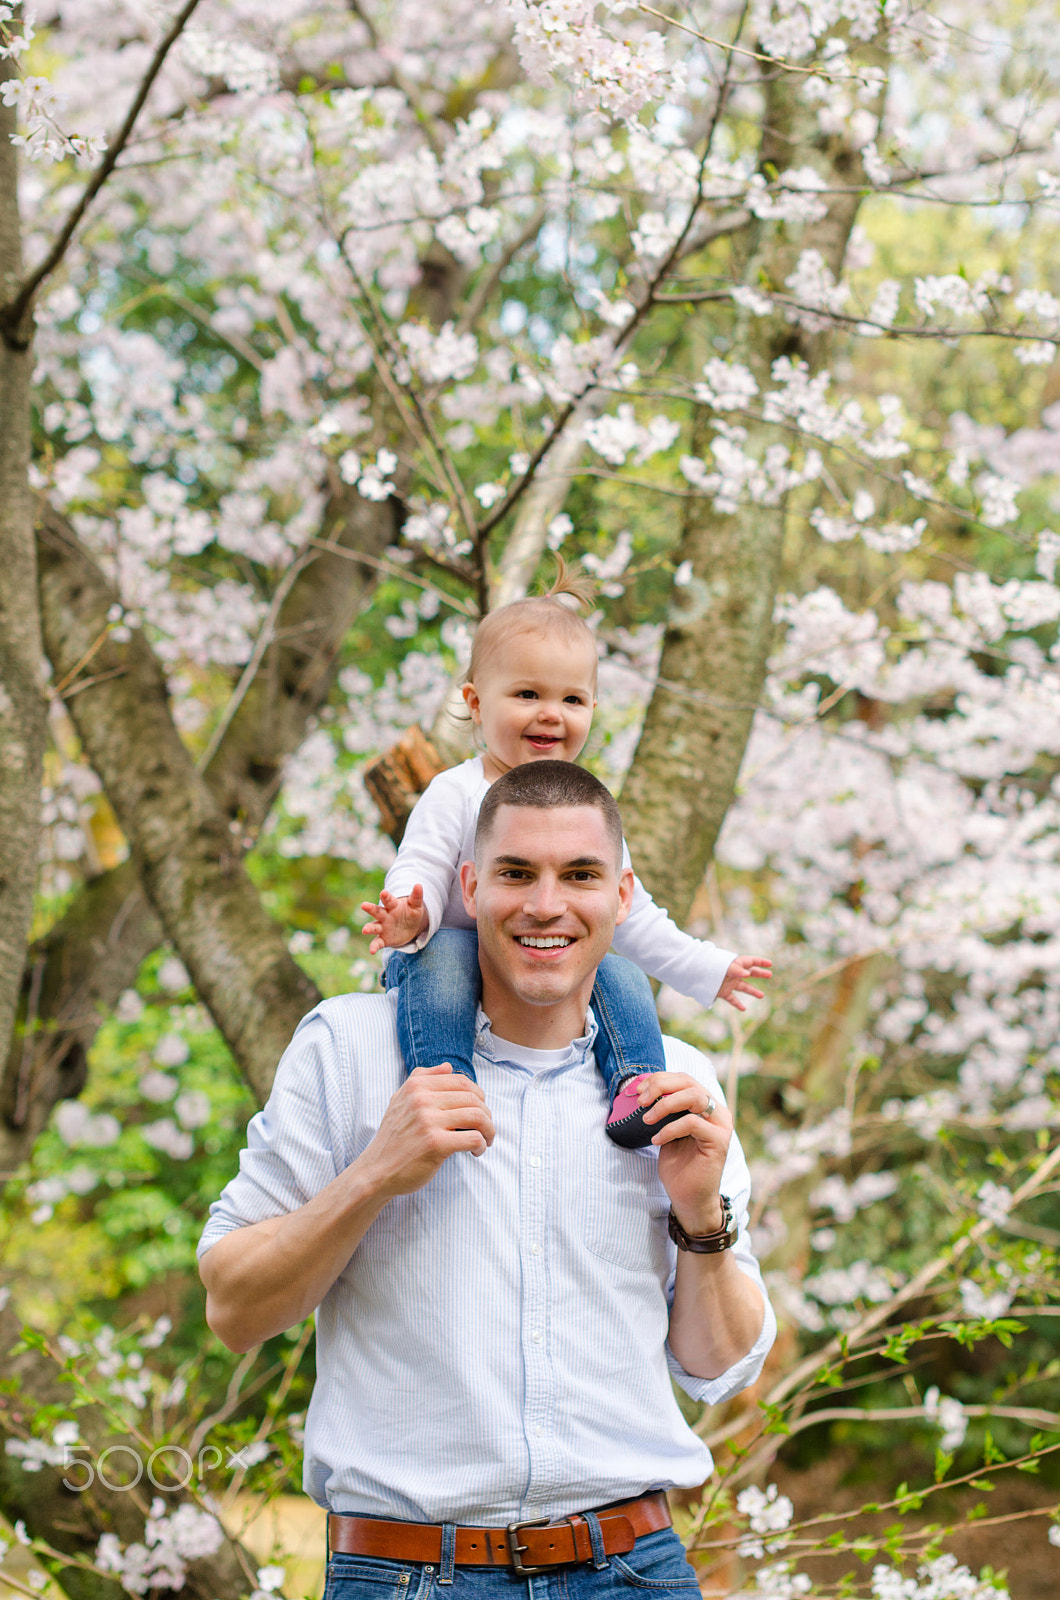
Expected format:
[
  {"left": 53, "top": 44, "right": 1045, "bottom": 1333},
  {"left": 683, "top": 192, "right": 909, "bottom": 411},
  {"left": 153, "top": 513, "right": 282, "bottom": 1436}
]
[{"left": 460, "top": 803, "right": 634, "bottom": 1047}]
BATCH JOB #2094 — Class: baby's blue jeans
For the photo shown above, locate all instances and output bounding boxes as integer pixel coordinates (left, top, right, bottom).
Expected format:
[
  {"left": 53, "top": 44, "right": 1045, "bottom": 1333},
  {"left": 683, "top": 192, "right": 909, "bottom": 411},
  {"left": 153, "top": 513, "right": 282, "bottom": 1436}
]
[{"left": 385, "top": 928, "right": 666, "bottom": 1099}]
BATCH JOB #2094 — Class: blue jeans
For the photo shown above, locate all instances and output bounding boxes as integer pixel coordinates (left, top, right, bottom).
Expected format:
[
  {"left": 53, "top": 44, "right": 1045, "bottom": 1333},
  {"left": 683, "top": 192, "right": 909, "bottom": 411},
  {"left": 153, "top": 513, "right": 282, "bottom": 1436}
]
[
  {"left": 323, "top": 1527, "right": 699, "bottom": 1600},
  {"left": 386, "top": 929, "right": 665, "bottom": 1101}
]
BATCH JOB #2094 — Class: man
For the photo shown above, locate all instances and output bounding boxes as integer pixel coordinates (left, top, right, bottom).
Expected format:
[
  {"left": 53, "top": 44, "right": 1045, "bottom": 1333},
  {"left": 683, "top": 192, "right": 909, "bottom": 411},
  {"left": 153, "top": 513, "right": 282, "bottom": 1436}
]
[{"left": 199, "top": 761, "right": 775, "bottom": 1597}]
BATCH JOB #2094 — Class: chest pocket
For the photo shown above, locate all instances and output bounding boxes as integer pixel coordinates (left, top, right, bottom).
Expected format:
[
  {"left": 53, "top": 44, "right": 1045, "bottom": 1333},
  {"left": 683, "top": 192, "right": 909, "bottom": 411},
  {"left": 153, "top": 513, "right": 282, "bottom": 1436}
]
[{"left": 582, "top": 1144, "right": 672, "bottom": 1278}]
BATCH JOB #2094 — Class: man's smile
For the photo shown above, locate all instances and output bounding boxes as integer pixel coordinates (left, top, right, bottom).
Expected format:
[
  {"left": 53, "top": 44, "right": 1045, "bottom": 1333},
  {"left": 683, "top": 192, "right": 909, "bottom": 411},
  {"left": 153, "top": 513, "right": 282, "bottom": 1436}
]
[{"left": 515, "top": 934, "right": 574, "bottom": 949}]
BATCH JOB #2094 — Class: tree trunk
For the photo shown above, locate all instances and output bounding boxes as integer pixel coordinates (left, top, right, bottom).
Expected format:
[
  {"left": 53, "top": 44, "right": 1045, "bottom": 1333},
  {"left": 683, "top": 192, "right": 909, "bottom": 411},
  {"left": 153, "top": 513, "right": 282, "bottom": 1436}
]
[
  {"left": 36, "top": 511, "right": 321, "bottom": 1107},
  {"left": 0, "top": 487, "right": 397, "bottom": 1167},
  {"left": 0, "top": 64, "right": 47, "bottom": 1110},
  {"left": 620, "top": 38, "right": 886, "bottom": 923},
  {"left": 0, "top": 862, "right": 158, "bottom": 1174},
  {"left": 364, "top": 724, "right": 447, "bottom": 845}
]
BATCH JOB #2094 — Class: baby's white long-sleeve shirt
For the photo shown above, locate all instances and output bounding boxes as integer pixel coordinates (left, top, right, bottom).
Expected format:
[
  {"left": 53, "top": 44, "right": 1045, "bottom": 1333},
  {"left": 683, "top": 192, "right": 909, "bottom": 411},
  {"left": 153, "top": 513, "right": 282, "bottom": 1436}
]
[{"left": 381, "top": 757, "right": 735, "bottom": 1008}]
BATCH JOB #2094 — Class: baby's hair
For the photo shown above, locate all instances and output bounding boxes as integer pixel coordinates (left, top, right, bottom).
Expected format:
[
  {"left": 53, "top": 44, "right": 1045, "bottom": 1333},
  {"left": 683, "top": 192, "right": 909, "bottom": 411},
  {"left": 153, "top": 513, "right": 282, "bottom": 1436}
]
[{"left": 461, "top": 556, "right": 599, "bottom": 694}]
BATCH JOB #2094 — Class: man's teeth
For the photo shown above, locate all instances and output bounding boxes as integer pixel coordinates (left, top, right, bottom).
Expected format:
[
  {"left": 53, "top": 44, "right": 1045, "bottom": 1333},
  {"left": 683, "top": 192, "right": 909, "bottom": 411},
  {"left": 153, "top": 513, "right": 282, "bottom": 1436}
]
[{"left": 517, "top": 936, "right": 572, "bottom": 948}]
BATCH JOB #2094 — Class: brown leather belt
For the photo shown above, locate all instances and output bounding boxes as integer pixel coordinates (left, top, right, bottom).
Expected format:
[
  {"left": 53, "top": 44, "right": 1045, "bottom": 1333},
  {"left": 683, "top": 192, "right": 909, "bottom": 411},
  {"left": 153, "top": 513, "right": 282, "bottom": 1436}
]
[{"left": 328, "top": 1492, "right": 672, "bottom": 1574}]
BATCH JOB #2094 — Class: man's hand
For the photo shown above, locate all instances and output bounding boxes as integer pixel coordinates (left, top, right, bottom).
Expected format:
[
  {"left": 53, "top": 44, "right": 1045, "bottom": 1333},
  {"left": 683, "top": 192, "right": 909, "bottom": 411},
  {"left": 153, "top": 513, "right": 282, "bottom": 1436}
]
[
  {"left": 360, "top": 886, "right": 430, "bottom": 954},
  {"left": 200, "top": 1064, "right": 494, "bottom": 1352},
  {"left": 717, "top": 954, "right": 772, "bottom": 1013},
  {"left": 361, "top": 1064, "right": 495, "bottom": 1196},
  {"left": 635, "top": 1072, "right": 733, "bottom": 1236}
]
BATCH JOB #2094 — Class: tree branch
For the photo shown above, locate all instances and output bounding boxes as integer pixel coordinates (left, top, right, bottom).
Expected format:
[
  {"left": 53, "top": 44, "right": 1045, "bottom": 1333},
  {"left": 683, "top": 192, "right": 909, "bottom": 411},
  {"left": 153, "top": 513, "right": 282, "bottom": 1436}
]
[{"left": 0, "top": 0, "right": 205, "bottom": 345}]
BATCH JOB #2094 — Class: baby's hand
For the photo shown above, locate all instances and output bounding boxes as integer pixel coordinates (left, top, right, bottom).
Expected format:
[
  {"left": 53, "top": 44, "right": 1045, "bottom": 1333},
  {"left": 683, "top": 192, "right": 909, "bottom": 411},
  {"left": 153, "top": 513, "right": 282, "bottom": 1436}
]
[
  {"left": 360, "top": 886, "right": 430, "bottom": 955},
  {"left": 717, "top": 954, "right": 772, "bottom": 1012}
]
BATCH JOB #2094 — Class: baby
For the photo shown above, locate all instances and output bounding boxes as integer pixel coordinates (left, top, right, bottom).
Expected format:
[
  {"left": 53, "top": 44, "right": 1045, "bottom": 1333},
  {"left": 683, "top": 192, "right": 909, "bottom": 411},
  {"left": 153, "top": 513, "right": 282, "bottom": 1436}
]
[{"left": 361, "top": 565, "right": 771, "bottom": 1147}]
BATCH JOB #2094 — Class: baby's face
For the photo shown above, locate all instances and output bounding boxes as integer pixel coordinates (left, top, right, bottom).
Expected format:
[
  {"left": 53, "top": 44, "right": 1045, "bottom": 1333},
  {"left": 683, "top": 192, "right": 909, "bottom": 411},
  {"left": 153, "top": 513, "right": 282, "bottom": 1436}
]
[{"left": 463, "top": 632, "right": 597, "bottom": 781}]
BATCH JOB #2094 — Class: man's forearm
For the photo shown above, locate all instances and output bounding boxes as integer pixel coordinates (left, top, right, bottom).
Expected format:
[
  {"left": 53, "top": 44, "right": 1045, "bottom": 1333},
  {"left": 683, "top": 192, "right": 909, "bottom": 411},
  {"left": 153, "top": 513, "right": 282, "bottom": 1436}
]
[
  {"left": 667, "top": 1250, "right": 766, "bottom": 1381},
  {"left": 199, "top": 1157, "right": 389, "bottom": 1352}
]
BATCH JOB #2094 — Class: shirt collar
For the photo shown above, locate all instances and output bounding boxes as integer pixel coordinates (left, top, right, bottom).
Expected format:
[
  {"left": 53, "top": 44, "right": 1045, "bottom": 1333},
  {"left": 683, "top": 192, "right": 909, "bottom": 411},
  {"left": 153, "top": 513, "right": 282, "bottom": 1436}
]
[{"left": 473, "top": 1005, "right": 598, "bottom": 1066}]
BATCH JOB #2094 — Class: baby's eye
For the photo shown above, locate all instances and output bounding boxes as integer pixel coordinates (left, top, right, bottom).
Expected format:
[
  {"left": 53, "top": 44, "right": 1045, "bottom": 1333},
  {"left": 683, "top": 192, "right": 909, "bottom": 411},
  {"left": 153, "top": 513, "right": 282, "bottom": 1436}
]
[
  {"left": 515, "top": 689, "right": 538, "bottom": 699},
  {"left": 564, "top": 694, "right": 586, "bottom": 705}
]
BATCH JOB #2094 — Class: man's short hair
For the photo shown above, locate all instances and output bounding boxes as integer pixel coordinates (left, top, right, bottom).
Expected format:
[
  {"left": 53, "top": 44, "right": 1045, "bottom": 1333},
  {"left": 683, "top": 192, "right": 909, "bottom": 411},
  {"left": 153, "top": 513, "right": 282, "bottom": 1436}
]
[{"left": 475, "top": 761, "right": 623, "bottom": 864}]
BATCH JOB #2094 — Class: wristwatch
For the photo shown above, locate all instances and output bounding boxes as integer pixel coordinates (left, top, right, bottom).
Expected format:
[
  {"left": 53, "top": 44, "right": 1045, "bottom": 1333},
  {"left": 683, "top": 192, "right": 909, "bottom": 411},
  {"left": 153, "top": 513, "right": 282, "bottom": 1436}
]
[{"left": 667, "top": 1196, "right": 738, "bottom": 1254}]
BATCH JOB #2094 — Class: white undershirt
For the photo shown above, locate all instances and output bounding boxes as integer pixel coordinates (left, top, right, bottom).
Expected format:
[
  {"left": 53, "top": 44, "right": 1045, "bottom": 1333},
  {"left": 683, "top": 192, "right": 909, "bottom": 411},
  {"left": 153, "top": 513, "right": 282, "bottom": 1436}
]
[{"left": 490, "top": 1034, "right": 576, "bottom": 1074}]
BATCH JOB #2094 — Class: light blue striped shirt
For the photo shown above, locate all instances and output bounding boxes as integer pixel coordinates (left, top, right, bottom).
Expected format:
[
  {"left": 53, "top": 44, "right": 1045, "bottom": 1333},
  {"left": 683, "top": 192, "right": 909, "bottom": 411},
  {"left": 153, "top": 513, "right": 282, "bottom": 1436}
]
[{"left": 198, "top": 993, "right": 775, "bottom": 1521}]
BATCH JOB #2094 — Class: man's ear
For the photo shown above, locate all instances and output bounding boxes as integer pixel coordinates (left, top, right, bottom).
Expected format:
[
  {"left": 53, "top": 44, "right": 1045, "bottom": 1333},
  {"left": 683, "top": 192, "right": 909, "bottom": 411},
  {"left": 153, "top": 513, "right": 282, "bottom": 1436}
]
[
  {"left": 615, "top": 865, "right": 635, "bottom": 927},
  {"left": 459, "top": 858, "right": 479, "bottom": 920}
]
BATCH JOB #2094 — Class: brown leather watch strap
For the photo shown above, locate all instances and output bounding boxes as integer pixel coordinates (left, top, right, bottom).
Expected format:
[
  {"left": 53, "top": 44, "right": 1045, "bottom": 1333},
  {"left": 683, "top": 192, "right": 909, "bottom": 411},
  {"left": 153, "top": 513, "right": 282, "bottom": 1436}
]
[{"left": 327, "top": 1491, "right": 671, "bottom": 1570}]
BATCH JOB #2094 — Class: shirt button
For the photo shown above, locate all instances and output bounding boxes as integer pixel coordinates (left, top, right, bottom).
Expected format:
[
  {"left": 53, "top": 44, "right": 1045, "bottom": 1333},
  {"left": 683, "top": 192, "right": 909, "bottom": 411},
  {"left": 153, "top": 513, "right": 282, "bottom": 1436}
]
[
  {"left": 534, "top": 1427, "right": 544, "bottom": 1438},
  {"left": 530, "top": 1243, "right": 542, "bottom": 1256},
  {"left": 531, "top": 1330, "right": 543, "bottom": 1344},
  {"left": 529, "top": 1156, "right": 542, "bottom": 1168}
]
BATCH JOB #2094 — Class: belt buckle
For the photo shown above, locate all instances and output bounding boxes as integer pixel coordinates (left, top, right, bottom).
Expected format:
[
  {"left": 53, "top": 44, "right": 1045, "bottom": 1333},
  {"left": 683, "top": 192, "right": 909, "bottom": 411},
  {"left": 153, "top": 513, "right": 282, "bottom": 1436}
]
[{"left": 507, "top": 1516, "right": 553, "bottom": 1575}]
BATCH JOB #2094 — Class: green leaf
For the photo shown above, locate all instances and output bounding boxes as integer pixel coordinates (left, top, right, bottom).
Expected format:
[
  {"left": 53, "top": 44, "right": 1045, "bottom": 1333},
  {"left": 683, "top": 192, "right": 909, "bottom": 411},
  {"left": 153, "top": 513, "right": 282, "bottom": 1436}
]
[
  {"left": 760, "top": 1402, "right": 791, "bottom": 1435},
  {"left": 967, "top": 1478, "right": 995, "bottom": 1491},
  {"left": 13, "top": 1326, "right": 48, "bottom": 1355},
  {"left": 883, "top": 1329, "right": 916, "bottom": 1363}
]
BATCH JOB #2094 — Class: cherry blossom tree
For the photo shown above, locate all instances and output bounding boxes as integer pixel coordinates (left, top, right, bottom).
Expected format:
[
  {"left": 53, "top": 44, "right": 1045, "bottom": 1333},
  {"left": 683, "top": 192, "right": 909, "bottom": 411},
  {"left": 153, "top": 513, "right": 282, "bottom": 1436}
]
[{"left": 2, "top": 0, "right": 1060, "bottom": 1595}]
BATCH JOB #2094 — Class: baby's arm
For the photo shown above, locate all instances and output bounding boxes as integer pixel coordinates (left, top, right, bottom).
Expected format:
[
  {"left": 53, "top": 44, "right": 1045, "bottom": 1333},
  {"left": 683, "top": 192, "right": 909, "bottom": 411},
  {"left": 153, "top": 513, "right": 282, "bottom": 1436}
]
[
  {"left": 360, "top": 885, "right": 430, "bottom": 955},
  {"left": 716, "top": 953, "right": 773, "bottom": 1012},
  {"left": 361, "top": 765, "right": 476, "bottom": 953},
  {"left": 612, "top": 867, "right": 771, "bottom": 1011}
]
